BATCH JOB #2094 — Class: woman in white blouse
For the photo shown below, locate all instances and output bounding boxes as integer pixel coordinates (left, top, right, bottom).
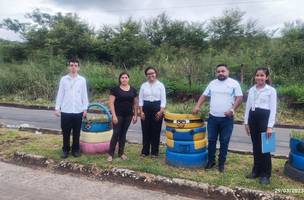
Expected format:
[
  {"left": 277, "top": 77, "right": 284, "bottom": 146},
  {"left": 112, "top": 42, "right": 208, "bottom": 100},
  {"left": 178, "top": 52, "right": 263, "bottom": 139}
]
[
  {"left": 139, "top": 67, "right": 166, "bottom": 158},
  {"left": 244, "top": 67, "right": 277, "bottom": 185}
]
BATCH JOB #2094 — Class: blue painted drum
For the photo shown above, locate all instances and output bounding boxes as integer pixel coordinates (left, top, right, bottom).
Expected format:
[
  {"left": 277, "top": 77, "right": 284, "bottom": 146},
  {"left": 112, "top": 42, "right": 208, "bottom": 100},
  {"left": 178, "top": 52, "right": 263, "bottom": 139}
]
[
  {"left": 289, "top": 152, "right": 304, "bottom": 171},
  {"left": 290, "top": 138, "right": 304, "bottom": 157},
  {"left": 81, "top": 122, "right": 111, "bottom": 132},
  {"left": 81, "top": 103, "right": 112, "bottom": 132},
  {"left": 165, "top": 126, "right": 206, "bottom": 141},
  {"left": 166, "top": 138, "right": 207, "bottom": 154},
  {"left": 166, "top": 149, "right": 208, "bottom": 168}
]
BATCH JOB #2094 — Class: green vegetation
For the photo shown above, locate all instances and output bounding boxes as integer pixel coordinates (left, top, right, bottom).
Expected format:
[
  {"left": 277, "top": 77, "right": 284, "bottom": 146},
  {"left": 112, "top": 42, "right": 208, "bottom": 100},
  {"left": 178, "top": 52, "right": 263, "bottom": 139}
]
[
  {"left": 0, "top": 129, "right": 303, "bottom": 199},
  {"left": 291, "top": 130, "right": 304, "bottom": 140},
  {"left": 0, "top": 8, "right": 303, "bottom": 126}
]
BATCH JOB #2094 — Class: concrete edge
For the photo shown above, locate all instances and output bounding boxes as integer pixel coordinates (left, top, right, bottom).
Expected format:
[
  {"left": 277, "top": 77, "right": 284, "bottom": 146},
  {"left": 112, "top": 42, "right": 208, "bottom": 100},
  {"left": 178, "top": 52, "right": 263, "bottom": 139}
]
[
  {"left": 7, "top": 151, "right": 295, "bottom": 200},
  {"left": 0, "top": 103, "right": 303, "bottom": 129},
  {"left": 0, "top": 123, "right": 289, "bottom": 159}
]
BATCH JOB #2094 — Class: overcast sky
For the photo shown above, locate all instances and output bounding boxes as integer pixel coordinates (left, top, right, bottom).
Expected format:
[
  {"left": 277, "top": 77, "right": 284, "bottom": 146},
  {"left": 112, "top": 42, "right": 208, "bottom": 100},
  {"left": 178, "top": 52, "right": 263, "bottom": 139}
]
[{"left": 0, "top": 0, "right": 303, "bottom": 41}]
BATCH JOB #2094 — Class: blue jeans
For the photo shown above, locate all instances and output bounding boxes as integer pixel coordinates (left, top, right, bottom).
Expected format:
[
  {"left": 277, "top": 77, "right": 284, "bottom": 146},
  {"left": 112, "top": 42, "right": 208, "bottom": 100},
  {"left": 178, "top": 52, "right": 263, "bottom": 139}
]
[{"left": 207, "top": 114, "right": 234, "bottom": 165}]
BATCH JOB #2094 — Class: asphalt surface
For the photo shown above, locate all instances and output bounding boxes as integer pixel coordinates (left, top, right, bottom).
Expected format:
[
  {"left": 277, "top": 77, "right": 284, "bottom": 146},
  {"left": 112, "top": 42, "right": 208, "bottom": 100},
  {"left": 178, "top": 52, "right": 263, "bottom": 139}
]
[
  {"left": 0, "top": 161, "right": 199, "bottom": 200},
  {"left": 0, "top": 105, "right": 301, "bottom": 156}
]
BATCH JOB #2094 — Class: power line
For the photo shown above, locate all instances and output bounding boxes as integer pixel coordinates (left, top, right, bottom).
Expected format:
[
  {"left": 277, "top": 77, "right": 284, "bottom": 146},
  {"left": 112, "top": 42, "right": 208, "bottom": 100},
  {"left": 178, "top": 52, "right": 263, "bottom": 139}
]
[{"left": 103, "top": 0, "right": 286, "bottom": 13}]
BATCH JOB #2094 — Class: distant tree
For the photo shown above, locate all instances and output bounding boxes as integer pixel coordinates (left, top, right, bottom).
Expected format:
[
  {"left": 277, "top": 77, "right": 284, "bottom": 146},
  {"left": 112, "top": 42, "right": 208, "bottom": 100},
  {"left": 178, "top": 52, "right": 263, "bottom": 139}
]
[
  {"left": 144, "top": 13, "right": 208, "bottom": 51},
  {"left": 97, "top": 18, "right": 152, "bottom": 68}
]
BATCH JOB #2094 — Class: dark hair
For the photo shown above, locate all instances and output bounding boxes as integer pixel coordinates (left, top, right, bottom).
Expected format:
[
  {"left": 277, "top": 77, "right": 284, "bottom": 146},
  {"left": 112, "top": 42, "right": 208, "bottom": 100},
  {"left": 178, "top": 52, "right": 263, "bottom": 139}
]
[
  {"left": 216, "top": 64, "right": 229, "bottom": 70},
  {"left": 254, "top": 67, "right": 272, "bottom": 85},
  {"left": 144, "top": 66, "right": 158, "bottom": 76},
  {"left": 68, "top": 58, "right": 80, "bottom": 66},
  {"left": 118, "top": 71, "right": 130, "bottom": 84}
]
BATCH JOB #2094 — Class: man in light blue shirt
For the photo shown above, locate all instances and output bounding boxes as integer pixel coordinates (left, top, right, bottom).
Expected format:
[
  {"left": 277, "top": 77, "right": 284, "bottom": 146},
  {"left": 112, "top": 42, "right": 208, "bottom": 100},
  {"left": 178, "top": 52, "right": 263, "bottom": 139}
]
[{"left": 193, "top": 64, "right": 243, "bottom": 172}]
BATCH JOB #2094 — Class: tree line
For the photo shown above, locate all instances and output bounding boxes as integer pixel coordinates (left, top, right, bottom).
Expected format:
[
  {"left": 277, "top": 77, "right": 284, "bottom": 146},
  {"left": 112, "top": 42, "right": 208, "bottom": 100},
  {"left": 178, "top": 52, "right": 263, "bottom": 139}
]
[{"left": 0, "top": 8, "right": 303, "bottom": 101}]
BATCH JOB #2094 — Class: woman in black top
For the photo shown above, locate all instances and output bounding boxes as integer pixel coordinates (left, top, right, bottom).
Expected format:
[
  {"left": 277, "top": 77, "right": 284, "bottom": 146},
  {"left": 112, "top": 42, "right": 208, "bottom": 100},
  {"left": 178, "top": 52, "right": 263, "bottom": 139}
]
[{"left": 107, "top": 72, "right": 138, "bottom": 161}]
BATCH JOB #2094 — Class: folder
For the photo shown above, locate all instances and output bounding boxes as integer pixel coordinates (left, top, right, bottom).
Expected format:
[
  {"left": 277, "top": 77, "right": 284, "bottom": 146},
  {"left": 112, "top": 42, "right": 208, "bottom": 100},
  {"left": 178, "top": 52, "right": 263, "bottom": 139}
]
[{"left": 261, "top": 132, "right": 276, "bottom": 153}]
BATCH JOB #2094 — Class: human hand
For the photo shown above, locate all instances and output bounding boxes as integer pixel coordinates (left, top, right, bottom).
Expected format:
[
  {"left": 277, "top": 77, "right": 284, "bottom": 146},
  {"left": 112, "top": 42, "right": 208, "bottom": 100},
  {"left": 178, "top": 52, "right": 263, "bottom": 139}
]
[
  {"left": 192, "top": 106, "right": 199, "bottom": 115},
  {"left": 132, "top": 115, "right": 137, "bottom": 124},
  {"left": 140, "top": 112, "right": 145, "bottom": 121},
  {"left": 112, "top": 115, "right": 118, "bottom": 125},
  {"left": 55, "top": 110, "right": 61, "bottom": 117},
  {"left": 83, "top": 111, "right": 87, "bottom": 118},
  {"left": 244, "top": 124, "right": 250, "bottom": 136},
  {"left": 266, "top": 127, "right": 272, "bottom": 139},
  {"left": 155, "top": 111, "right": 163, "bottom": 121}
]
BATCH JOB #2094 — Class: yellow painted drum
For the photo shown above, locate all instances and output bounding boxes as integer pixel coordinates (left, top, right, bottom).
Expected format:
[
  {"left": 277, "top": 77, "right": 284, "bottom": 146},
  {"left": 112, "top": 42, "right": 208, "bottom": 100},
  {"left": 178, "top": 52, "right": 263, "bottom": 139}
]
[
  {"left": 80, "top": 130, "right": 113, "bottom": 143},
  {"left": 164, "top": 112, "right": 204, "bottom": 129},
  {"left": 165, "top": 126, "right": 206, "bottom": 141},
  {"left": 166, "top": 138, "right": 207, "bottom": 154}
]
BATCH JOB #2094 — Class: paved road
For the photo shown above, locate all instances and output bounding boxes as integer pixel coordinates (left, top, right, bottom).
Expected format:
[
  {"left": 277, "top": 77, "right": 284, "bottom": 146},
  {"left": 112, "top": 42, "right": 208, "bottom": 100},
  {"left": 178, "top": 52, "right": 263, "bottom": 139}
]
[
  {"left": 0, "top": 161, "right": 198, "bottom": 200},
  {"left": 0, "top": 106, "right": 301, "bottom": 156}
]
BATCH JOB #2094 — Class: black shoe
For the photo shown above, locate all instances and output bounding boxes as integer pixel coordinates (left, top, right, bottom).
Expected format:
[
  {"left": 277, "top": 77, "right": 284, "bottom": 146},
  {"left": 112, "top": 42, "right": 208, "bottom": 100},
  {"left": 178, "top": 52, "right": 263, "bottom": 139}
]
[
  {"left": 218, "top": 164, "right": 225, "bottom": 173},
  {"left": 72, "top": 151, "right": 81, "bottom": 157},
  {"left": 61, "top": 151, "right": 69, "bottom": 159},
  {"left": 205, "top": 162, "right": 216, "bottom": 170},
  {"left": 259, "top": 177, "right": 270, "bottom": 185},
  {"left": 246, "top": 172, "right": 259, "bottom": 179},
  {"left": 140, "top": 154, "right": 148, "bottom": 158},
  {"left": 151, "top": 155, "right": 158, "bottom": 158}
]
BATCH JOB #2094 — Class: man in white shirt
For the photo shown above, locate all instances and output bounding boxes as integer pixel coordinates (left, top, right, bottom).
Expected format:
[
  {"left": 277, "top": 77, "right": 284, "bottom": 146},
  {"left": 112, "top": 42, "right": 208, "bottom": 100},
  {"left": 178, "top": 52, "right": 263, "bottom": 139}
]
[
  {"left": 193, "top": 64, "right": 243, "bottom": 172},
  {"left": 55, "top": 58, "right": 89, "bottom": 159}
]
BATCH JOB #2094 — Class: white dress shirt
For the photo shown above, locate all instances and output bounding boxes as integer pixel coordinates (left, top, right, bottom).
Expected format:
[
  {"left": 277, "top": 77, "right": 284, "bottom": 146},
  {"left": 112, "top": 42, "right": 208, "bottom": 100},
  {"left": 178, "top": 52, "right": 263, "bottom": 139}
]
[
  {"left": 139, "top": 80, "right": 166, "bottom": 108},
  {"left": 203, "top": 77, "right": 243, "bottom": 117},
  {"left": 244, "top": 84, "right": 277, "bottom": 128},
  {"left": 55, "top": 74, "right": 89, "bottom": 113}
]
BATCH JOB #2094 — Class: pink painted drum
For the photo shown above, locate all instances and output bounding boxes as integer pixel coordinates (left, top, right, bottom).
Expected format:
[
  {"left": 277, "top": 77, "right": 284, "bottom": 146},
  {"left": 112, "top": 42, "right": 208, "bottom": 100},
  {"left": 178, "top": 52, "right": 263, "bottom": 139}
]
[{"left": 80, "top": 141, "right": 110, "bottom": 154}]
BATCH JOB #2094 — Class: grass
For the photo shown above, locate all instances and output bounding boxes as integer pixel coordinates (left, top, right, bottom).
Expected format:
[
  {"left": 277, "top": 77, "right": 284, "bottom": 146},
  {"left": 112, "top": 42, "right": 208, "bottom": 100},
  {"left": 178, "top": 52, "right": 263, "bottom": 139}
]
[
  {"left": 0, "top": 128, "right": 303, "bottom": 199},
  {"left": 291, "top": 130, "right": 304, "bottom": 140}
]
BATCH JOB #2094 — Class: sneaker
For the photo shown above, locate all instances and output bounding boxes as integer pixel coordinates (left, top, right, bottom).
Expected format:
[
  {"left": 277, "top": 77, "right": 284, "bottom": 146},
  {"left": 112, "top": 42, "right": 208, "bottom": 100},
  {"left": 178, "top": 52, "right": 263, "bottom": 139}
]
[
  {"left": 107, "top": 156, "right": 113, "bottom": 162},
  {"left": 61, "top": 151, "right": 69, "bottom": 159},
  {"left": 72, "top": 151, "right": 81, "bottom": 157},
  {"left": 204, "top": 162, "right": 216, "bottom": 170},
  {"left": 259, "top": 177, "right": 270, "bottom": 185},
  {"left": 120, "top": 154, "right": 127, "bottom": 160}
]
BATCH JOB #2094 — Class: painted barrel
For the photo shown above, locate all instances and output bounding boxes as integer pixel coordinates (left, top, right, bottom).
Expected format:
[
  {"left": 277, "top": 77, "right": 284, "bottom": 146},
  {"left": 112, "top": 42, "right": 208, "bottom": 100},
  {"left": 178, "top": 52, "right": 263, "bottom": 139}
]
[
  {"left": 164, "top": 112, "right": 204, "bottom": 129},
  {"left": 290, "top": 138, "right": 304, "bottom": 157},
  {"left": 165, "top": 126, "right": 206, "bottom": 141},
  {"left": 80, "top": 130, "right": 113, "bottom": 143},
  {"left": 80, "top": 141, "right": 110, "bottom": 154},
  {"left": 166, "top": 138, "right": 207, "bottom": 154},
  {"left": 81, "top": 103, "right": 112, "bottom": 132},
  {"left": 284, "top": 161, "right": 304, "bottom": 183},
  {"left": 289, "top": 152, "right": 304, "bottom": 171},
  {"left": 81, "top": 121, "right": 111, "bottom": 132},
  {"left": 166, "top": 149, "right": 208, "bottom": 168}
]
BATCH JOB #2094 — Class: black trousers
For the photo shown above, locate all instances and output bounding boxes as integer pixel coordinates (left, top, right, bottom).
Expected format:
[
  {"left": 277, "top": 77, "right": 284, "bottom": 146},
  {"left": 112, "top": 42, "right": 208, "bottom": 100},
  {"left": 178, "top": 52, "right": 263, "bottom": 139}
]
[
  {"left": 61, "top": 112, "right": 83, "bottom": 153},
  {"left": 141, "top": 101, "right": 163, "bottom": 156},
  {"left": 108, "top": 115, "right": 132, "bottom": 157},
  {"left": 248, "top": 108, "right": 272, "bottom": 178}
]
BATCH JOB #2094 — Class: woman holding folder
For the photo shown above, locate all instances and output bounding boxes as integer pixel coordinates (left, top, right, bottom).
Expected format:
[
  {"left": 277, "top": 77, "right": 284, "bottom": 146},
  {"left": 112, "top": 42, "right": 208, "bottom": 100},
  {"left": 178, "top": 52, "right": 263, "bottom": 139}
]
[{"left": 244, "top": 67, "right": 277, "bottom": 185}]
